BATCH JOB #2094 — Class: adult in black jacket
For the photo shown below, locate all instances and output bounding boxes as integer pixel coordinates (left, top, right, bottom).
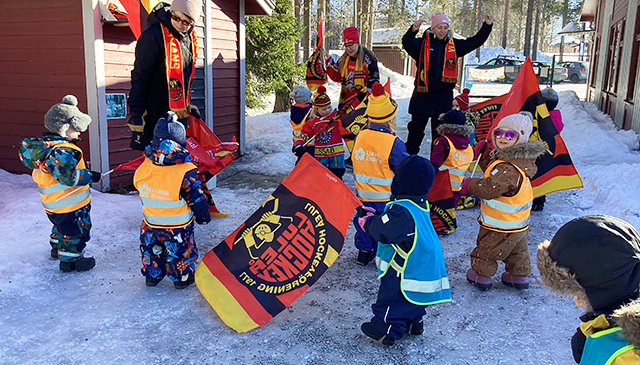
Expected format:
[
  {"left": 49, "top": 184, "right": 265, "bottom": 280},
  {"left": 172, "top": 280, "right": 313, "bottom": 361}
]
[
  {"left": 402, "top": 12, "right": 492, "bottom": 155},
  {"left": 127, "top": 0, "right": 201, "bottom": 151}
]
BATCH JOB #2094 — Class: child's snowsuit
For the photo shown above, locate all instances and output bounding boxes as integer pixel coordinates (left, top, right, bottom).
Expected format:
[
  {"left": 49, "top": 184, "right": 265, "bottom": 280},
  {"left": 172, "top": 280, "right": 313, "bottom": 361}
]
[
  {"left": 20, "top": 133, "right": 100, "bottom": 262},
  {"left": 351, "top": 123, "right": 408, "bottom": 256},
  {"left": 294, "top": 109, "right": 346, "bottom": 179},
  {"left": 362, "top": 155, "right": 451, "bottom": 344},
  {"left": 467, "top": 140, "right": 545, "bottom": 278},
  {"left": 538, "top": 215, "right": 640, "bottom": 364},
  {"left": 134, "top": 138, "right": 210, "bottom": 284}
]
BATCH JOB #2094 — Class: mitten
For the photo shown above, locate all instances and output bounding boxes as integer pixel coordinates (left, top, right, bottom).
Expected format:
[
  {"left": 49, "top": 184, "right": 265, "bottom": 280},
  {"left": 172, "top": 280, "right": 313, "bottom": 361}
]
[
  {"left": 473, "top": 139, "right": 489, "bottom": 157},
  {"left": 357, "top": 206, "right": 376, "bottom": 217},
  {"left": 357, "top": 212, "right": 374, "bottom": 231},
  {"left": 293, "top": 144, "right": 305, "bottom": 158},
  {"left": 189, "top": 104, "right": 201, "bottom": 119},
  {"left": 90, "top": 171, "right": 102, "bottom": 183},
  {"left": 460, "top": 178, "right": 471, "bottom": 195},
  {"left": 130, "top": 132, "right": 145, "bottom": 151}
]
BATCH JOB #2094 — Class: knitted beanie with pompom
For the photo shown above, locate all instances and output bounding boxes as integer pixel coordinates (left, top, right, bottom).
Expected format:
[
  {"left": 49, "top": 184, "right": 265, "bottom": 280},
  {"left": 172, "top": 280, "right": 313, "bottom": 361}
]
[{"left": 366, "top": 82, "right": 397, "bottom": 124}]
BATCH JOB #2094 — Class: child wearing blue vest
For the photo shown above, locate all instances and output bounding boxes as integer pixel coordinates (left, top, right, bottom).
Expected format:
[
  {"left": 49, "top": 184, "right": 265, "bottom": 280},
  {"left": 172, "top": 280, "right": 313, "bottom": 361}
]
[
  {"left": 134, "top": 112, "right": 211, "bottom": 289},
  {"left": 19, "top": 95, "right": 103, "bottom": 272},
  {"left": 538, "top": 215, "right": 640, "bottom": 364},
  {"left": 358, "top": 155, "right": 451, "bottom": 346}
]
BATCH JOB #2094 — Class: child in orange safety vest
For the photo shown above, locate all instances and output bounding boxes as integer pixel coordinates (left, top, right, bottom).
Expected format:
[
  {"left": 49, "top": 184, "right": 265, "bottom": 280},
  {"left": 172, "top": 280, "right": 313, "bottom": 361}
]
[
  {"left": 289, "top": 85, "right": 313, "bottom": 163},
  {"left": 19, "top": 95, "right": 103, "bottom": 272},
  {"left": 462, "top": 111, "right": 545, "bottom": 291},
  {"left": 134, "top": 112, "right": 211, "bottom": 289}
]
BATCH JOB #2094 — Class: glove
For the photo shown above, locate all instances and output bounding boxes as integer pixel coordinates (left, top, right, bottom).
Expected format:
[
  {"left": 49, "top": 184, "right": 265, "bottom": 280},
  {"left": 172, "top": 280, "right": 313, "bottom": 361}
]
[
  {"left": 189, "top": 104, "right": 201, "bottom": 119},
  {"left": 357, "top": 206, "right": 376, "bottom": 217},
  {"left": 357, "top": 212, "right": 374, "bottom": 231},
  {"left": 130, "top": 132, "right": 145, "bottom": 151},
  {"left": 90, "top": 171, "right": 102, "bottom": 183},
  {"left": 127, "top": 114, "right": 146, "bottom": 150},
  {"left": 460, "top": 178, "right": 471, "bottom": 195},
  {"left": 293, "top": 144, "right": 305, "bottom": 158}
]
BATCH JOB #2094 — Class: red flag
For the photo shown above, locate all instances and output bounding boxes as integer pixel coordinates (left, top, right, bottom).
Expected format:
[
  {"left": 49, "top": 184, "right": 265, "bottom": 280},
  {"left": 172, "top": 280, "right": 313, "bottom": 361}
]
[
  {"left": 305, "top": 16, "right": 327, "bottom": 91},
  {"left": 112, "top": 155, "right": 144, "bottom": 171},
  {"left": 195, "top": 154, "right": 362, "bottom": 332},
  {"left": 119, "top": 0, "right": 148, "bottom": 39},
  {"left": 470, "top": 58, "right": 583, "bottom": 197},
  {"left": 427, "top": 170, "right": 457, "bottom": 235},
  {"left": 383, "top": 78, "right": 392, "bottom": 98},
  {"left": 186, "top": 115, "right": 237, "bottom": 176}
]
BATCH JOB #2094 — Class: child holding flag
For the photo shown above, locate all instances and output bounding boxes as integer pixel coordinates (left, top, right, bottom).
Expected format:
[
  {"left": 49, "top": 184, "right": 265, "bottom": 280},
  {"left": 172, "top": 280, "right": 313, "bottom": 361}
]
[
  {"left": 134, "top": 112, "right": 211, "bottom": 289},
  {"left": 351, "top": 82, "right": 409, "bottom": 266},
  {"left": 19, "top": 95, "right": 102, "bottom": 272},
  {"left": 463, "top": 112, "right": 545, "bottom": 291},
  {"left": 358, "top": 155, "right": 451, "bottom": 346},
  {"left": 292, "top": 86, "right": 346, "bottom": 179}
]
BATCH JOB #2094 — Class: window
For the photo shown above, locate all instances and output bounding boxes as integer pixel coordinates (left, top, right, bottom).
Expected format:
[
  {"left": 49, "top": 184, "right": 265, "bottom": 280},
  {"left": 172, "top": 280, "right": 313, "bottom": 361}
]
[{"left": 626, "top": 5, "right": 640, "bottom": 102}]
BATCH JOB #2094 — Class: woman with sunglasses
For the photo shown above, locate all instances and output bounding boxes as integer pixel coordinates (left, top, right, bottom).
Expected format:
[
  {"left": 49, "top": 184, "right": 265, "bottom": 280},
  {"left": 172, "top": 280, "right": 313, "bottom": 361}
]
[
  {"left": 462, "top": 112, "right": 546, "bottom": 291},
  {"left": 127, "top": 0, "right": 201, "bottom": 151}
]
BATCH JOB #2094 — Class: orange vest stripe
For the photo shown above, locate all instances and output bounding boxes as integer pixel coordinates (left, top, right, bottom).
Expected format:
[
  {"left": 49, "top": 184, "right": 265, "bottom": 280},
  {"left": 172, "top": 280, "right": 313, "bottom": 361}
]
[
  {"left": 479, "top": 160, "right": 532, "bottom": 232},
  {"left": 291, "top": 108, "right": 313, "bottom": 143},
  {"left": 352, "top": 129, "right": 397, "bottom": 202},
  {"left": 134, "top": 158, "right": 197, "bottom": 228},
  {"left": 32, "top": 143, "right": 91, "bottom": 214},
  {"left": 439, "top": 137, "right": 473, "bottom": 191}
]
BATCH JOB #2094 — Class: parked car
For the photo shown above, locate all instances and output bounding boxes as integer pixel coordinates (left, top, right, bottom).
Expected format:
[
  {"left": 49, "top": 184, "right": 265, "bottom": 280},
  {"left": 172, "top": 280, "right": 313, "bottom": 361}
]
[
  {"left": 470, "top": 56, "right": 524, "bottom": 83},
  {"left": 557, "top": 61, "right": 588, "bottom": 83},
  {"left": 532, "top": 61, "right": 568, "bottom": 83}
]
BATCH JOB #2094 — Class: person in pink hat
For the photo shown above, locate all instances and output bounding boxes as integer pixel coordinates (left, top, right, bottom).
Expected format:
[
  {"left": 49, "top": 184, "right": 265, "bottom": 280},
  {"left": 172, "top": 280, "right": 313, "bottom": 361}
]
[
  {"left": 402, "top": 12, "right": 493, "bottom": 155},
  {"left": 325, "top": 27, "right": 380, "bottom": 104}
]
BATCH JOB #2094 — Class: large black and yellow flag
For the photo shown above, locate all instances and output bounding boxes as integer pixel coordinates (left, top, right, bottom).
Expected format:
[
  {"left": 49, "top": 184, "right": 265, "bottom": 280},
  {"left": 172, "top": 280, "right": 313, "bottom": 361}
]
[
  {"left": 427, "top": 170, "right": 457, "bottom": 235},
  {"left": 470, "top": 58, "right": 583, "bottom": 197},
  {"left": 195, "top": 154, "right": 361, "bottom": 332}
]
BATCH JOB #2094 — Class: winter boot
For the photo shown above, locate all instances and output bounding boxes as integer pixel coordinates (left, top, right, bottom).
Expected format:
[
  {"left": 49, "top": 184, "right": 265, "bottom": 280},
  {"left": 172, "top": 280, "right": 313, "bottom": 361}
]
[
  {"left": 356, "top": 250, "right": 374, "bottom": 266},
  {"left": 501, "top": 272, "right": 530, "bottom": 289},
  {"left": 174, "top": 277, "right": 194, "bottom": 289},
  {"left": 466, "top": 268, "right": 492, "bottom": 291},
  {"left": 50, "top": 248, "right": 58, "bottom": 259},
  {"left": 59, "top": 257, "right": 96, "bottom": 272},
  {"left": 406, "top": 320, "right": 424, "bottom": 335},
  {"left": 146, "top": 276, "right": 162, "bottom": 287},
  {"left": 361, "top": 322, "right": 395, "bottom": 346}
]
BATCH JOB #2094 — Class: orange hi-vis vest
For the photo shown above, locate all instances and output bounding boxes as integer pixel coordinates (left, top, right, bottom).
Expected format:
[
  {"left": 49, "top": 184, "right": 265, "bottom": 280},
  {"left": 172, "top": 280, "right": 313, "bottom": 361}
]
[
  {"left": 439, "top": 137, "right": 473, "bottom": 192},
  {"left": 290, "top": 108, "right": 313, "bottom": 144},
  {"left": 32, "top": 143, "right": 91, "bottom": 214},
  {"left": 134, "top": 158, "right": 197, "bottom": 228},
  {"left": 479, "top": 159, "right": 533, "bottom": 232},
  {"left": 352, "top": 129, "right": 398, "bottom": 202}
]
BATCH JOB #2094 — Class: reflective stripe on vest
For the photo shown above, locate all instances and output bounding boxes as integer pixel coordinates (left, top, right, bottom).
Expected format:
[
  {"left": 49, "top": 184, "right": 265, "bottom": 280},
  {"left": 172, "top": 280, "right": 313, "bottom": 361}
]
[
  {"left": 580, "top": 327, "right": 635, "bottom": 365},
  {"left": 133, "top": 158, "right": 197, "bottom": 228},
  {"left": 479, "top": 160, "right": 532, "bottom": 232},
  {"left": 352, "top": 129, "right": 397, "bottom": 202},
  {"left": 375, "top": 200, "right": 452, "bottom": 305},
  {"left": 32, "top": 143, "right": 91, "bottom": 214},
  {"left": 438, "top": 137, "right": 473, "bottom": 191}
]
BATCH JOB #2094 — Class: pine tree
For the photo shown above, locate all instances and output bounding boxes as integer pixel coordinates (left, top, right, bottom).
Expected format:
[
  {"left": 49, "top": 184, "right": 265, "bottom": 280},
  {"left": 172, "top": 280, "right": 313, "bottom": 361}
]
[{"left": 246, "top": 0, "right": 303, "bottom": 111}]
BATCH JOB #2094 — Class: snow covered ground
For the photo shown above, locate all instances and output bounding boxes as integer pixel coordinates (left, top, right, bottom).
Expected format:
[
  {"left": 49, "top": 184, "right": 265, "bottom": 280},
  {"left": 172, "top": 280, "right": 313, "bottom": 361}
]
[{"left": 1, "top": 72, "right": 639, "bottom": 364}]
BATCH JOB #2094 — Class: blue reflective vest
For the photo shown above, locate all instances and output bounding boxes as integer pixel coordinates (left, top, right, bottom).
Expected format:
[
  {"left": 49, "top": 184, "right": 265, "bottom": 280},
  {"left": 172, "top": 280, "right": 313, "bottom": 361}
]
[
  {"left": 580, "top": 327, "right": 635, "bottom": 365},
  {"left": 375, "top": 199, "right": 452, "bottom": 306}
]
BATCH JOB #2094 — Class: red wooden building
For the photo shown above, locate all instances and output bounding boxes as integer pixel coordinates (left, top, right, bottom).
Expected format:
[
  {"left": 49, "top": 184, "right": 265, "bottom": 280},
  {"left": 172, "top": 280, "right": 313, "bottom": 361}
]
[
  {"left": 582, "top": 0, "right": 640, "bottom": 133},
  {"left": 0, "top": 0, "right": 274, "bottom": 190}
]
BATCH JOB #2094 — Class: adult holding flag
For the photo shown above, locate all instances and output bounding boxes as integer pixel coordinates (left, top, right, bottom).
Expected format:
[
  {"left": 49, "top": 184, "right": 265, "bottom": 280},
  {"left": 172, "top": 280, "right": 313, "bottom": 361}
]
[
  {"left": 325, "top": 27, "right": 380, "bottom": 105},
  {"left": 402, "top": 12, "right": 492, "bottom": 155}
]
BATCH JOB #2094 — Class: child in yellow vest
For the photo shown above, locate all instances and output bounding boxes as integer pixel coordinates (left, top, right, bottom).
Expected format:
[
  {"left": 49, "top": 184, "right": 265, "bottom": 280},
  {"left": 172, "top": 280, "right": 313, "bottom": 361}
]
[
  {"left": 134, "top": 112, "right": 211, "bottom": 289},
  {"left": 430, "top": 109, "right": 474, "bottom": 205},
  {"left": 463, "top": 112, "right": 545, "bottom": 291},
  {"left": 19, "top": 95, "right": 102, "bottom": 272}
]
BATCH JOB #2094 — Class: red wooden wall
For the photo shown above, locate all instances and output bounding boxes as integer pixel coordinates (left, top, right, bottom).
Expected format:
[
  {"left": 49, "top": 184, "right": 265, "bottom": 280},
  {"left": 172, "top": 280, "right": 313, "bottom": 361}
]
[{"left": 0, "top": 0, "right": 88, "bottom": 174}]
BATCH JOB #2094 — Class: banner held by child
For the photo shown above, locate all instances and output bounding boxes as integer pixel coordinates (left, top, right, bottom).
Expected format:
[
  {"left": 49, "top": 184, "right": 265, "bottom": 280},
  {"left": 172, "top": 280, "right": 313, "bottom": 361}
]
[{"left": 195, "top": 154, "right": 362, "bottom": 333}]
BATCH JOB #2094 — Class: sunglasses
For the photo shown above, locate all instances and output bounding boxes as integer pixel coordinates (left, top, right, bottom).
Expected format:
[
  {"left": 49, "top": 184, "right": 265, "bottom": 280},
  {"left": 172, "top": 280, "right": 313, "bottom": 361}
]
[
  {"left": 171, "top": 14, "right": 194, "bottom": 27},
  {"left": 493, "top": 129, "right": 519, "bottom": 141}
]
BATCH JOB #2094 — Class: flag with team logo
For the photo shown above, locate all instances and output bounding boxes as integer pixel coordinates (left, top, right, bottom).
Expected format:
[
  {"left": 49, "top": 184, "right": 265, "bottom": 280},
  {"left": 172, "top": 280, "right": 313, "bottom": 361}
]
[
  {"left": 195, "top": 154, "right": 361, "bottom": 332},
  {"left": 470, "top": 58, "right": 582, "bottom": 197},
  {"left": 427, "top": 171, "right": 456, "bottom": 235}
]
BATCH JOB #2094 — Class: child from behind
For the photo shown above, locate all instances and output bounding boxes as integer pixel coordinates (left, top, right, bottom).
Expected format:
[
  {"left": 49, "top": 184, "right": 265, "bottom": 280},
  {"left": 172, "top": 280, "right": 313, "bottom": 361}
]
[
  {"left": 292, "top": 86, "right": 346, "bottom": 179},
  {"left": 289, "top": 86, "right": 313, "bottom": 162},
  {"left": 134, "top": 112, "right": 211, "bottom": 289},
  {"left": 19, "top": 95, "right": 102, "bottom": 272},
  {"left": 351, "top": 81, "right": 408, "bottom": 266},
  {"left": 430, "top": 109, "right": 475, "bottom": 205},
  {"left": 463, "top": 112, "right": 546, "bottom": 291},
  {"left": 358, "top": 155, "right": 451, "bottom": 346},
  {"left": 538, "top": 215, "right": 640, "bottom": 364}
]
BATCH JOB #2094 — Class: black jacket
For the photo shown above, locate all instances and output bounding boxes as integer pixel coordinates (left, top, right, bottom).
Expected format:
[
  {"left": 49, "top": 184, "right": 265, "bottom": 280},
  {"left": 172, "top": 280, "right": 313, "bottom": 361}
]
[
  {"left": 402, "top": 23, "right": 492, "bottom": 115},
  {"left": 128, "top": 3, "right": 195, "bottom": 148}
]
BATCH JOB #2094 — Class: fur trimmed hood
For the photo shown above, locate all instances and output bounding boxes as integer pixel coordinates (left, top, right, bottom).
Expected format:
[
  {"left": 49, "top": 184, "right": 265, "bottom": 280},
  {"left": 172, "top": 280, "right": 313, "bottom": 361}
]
[
  {"left": 613, "top": 300, "right": 640, "bottom": 348},
  {"left": 490, "top": 140, "right": 546, "bottom": 178},
  {"left": 436, "top": 123, "right": 475, "bottom": 138}
]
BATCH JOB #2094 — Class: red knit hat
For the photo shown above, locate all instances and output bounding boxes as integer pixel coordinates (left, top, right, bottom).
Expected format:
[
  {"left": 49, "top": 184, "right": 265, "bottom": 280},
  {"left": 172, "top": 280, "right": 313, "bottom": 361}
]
[
  {"left": 343, "top": 27, "right": 360, "bottom": 46},
  {"left": 455, "top": 88, "right": 470, "bottom": 111},
  {"left": 312, "top": 86, "right": 331, "bottom": 108}
]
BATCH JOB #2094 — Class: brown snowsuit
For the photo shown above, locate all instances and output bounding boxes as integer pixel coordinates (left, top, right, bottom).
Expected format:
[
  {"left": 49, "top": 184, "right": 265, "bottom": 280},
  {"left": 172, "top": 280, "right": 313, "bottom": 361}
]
[{"left": 467, "top": 140, "right": 546, "bottom": 277}]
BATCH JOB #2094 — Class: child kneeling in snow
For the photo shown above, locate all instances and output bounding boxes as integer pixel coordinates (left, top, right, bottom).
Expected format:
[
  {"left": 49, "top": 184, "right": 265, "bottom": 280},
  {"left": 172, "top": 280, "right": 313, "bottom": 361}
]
[
  {"left": 358, "top": 155, "right": 451, "bottom": 346},
  {"left": 292, "top": 86, "right": 346, "bottom": 179},
  {"left": 464, "top": 112, "right": 545, "bottom": 291},
  {"left": 19, "top": 95, "right": 102, "bottom": 272},
  {"left": 134, "top": 112, "right": 211, "bottom": 289},
  {"left": 538, "top": 215, "right": 640, "bottom": 364}
]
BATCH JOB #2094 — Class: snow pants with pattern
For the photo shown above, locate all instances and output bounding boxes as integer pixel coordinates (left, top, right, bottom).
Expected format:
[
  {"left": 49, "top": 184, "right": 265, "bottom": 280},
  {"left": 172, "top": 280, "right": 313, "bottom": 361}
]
[
  {"left": 140, "top": 220, "right": 198, "bottom": 282},
  {"left": 47, "top": 204, "right": 92, "bottom": 262}
]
